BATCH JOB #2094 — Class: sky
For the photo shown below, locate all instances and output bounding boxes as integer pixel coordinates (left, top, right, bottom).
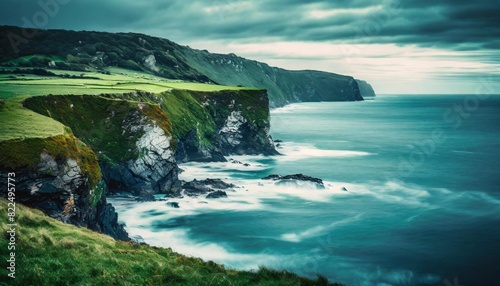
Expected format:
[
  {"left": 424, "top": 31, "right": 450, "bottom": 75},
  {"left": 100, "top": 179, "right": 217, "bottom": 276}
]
[{"left": 1, "top": 0, "right": 499, "bottom": 94}]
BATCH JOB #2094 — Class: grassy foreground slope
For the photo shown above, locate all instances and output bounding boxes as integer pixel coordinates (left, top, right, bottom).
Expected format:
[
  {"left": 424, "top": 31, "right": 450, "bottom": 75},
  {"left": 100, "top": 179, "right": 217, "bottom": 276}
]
[{"left": 0, "top": 199, "right": 342, "bottom": 286}]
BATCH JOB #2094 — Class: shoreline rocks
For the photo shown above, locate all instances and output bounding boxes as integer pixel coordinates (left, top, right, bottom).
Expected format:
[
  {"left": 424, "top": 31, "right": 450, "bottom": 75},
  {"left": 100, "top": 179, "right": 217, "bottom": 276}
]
[{"left": 206, "top": 190, "right": 228, "bottom": 199}]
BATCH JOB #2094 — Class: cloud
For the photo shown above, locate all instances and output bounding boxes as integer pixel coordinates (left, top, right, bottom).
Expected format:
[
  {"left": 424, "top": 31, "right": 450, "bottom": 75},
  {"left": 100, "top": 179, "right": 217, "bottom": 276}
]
[
  {"left": 1, "top": 0, "right": 498, "bottom": 49},
  {"left": 0, "top": 0, "right": 498, "bottom": 94}
]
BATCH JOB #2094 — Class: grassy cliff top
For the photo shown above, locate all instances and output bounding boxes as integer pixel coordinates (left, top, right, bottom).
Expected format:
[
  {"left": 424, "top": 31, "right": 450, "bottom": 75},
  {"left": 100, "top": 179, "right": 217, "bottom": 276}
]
[
  {"left": 0, "top": 67, "right": 259, "bottom": 143},
  {"left": 0, "top": 199, "right": 342, "bottom": 286},
  {"left": 0, "top": 97, "right": 65, "bottom": 142}
]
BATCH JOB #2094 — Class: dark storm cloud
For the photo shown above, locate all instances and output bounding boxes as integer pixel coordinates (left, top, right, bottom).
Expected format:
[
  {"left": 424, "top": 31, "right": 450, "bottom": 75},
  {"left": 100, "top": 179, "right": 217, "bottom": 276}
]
[{"left": 0, "top": 0, "right": 498, "bottom": 51}]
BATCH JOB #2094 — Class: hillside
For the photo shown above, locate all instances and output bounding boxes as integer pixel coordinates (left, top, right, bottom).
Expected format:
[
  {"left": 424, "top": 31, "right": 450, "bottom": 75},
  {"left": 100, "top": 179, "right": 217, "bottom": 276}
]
[{"left": 0, "top": 25, "right": 369, "bottom": 107}]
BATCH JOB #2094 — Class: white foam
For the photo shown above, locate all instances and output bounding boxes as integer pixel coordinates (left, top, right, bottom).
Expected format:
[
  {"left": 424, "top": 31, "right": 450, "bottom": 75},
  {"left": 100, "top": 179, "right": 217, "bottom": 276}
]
[
  {"left": 276, "top": 142, "right": 374, "bottom": 161},
  {"left": 179, "top": 159, "right": 270, "bottom": 182},
  {"left": 280, "top": 213, "right": 364, "bottom": 243},
  {"left": 271, "top": 103, "right": 312, "bottom": 114},
  {"left": 343, "top": 180, "right": 434, "bottom": 208}
]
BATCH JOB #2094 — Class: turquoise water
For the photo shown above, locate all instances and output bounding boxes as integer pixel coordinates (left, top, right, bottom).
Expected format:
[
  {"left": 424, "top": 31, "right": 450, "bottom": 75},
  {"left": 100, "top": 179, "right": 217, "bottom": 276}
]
[{"left": 110, "top": 95, "right": 500, "bottom": 286}]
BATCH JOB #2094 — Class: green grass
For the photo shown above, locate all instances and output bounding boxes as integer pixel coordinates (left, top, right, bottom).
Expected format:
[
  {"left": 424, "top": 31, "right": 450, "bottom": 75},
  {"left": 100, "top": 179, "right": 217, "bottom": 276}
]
[
  {"left": 0, "top": 199, "right": 344, "bottom": 286},
  {"left": 0, "top": 67, "right": 252, "bottom": 101},
  {"left": 0, "top": 97, "right": 64, "bottom": 142}
]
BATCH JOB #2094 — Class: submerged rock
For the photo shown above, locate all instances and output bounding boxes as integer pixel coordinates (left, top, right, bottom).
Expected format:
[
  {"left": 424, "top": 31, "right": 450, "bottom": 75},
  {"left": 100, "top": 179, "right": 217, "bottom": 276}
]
[
  {"left": 262, "top": 174, "right": 325, "bottom": 189},
  {"left": 206, "top": 191, "right": 228, "bottom": 199},
  {"left": 166, "top": 202, "right": 180, "bottom": 208},
  {"left": 182, "top": 178, "right": 235, "bottom": 197},
  {"left": 135, "top": 193, "right": 156, "bottom": 202}
]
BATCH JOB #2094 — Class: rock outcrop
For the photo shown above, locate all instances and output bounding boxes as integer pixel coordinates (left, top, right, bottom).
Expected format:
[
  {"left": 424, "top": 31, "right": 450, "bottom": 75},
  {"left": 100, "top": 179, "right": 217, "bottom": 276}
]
[
  {"left": 190, "top": 90, "right": 278, "bottom": 156},
  {"left": 0, "top": 134, "right": 128, "bottom": 240},
  {"left": 206, "top": 191, "right": 228, "bottom": 199},
  {"left": 262, "top": 174, "right": 325, "bottom": 189},
  {"left": 98, "top": 89, "right": 278, "bottom": 162},
  {"left": 181, "top": 178, "right": 234, "bottom": 198}
]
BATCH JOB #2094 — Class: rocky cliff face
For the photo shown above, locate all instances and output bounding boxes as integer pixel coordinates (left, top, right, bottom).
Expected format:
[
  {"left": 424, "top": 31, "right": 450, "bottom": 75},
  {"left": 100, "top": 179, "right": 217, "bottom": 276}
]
[
  {"left": 190, "top": 90, "right": 278, "bottom": 156},
  {"left": 23, "top": 94, "right": 181, "bottom": 196},
  {"left": 23, "top": 89, "right": 276, "bottom": 194},
  {"left": 0, "top": 134, "right": 128, "bottom": 240},
  {"left": 100, "top": 89, "right": 278, "bottom": 162}
]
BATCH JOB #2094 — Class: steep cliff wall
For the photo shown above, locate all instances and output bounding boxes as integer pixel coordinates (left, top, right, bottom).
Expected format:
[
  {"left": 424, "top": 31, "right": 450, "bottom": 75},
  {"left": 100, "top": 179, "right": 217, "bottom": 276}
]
[
  {"left": 23, "top": 94, "right": 181, "bottom": 196},
  {"left": 189, "top": 89, "right": 278, "bottom": 156},
  {"left": 0, "top": 132, "right": 128, "bottom": 240},
  {"left": 2, "top": 87, "right": 277, "bottom": 239}
]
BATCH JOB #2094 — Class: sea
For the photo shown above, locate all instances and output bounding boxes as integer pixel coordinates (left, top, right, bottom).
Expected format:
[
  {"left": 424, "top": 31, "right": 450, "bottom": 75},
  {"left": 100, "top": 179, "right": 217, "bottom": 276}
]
[{"left": 109, "top": 95, "right": 500, "bottom": 286}]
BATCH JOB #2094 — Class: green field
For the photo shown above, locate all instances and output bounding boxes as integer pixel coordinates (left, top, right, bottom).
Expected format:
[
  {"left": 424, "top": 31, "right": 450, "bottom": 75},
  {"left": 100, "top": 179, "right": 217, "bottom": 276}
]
[
  {"left": 0, "top": 67, "right": 252, "bottom": 100},
  {"left": 0, "top": 97, "right": 65, "bottom": 142}
]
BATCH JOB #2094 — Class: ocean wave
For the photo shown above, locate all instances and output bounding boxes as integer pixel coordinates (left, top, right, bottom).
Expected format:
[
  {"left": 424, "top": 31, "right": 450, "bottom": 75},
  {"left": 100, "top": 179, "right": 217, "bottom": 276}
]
[
  {"left": 276, "top": 142, "right": 375, "bottom": 161},
  {"left": 271, "top": 103, "right": 311, "bottom": 114}
]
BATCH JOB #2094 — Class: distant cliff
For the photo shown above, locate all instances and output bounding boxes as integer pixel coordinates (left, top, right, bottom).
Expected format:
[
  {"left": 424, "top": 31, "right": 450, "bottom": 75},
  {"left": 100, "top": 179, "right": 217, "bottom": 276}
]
[
  {"left": 181, "top": 51, "right": 364, "bottom": 107},
  {"left": 356, "top": 79, "right": 376, "bottom": 98},
  {"left": 0, "top": 25, "right": 367, "bottom": 106}
]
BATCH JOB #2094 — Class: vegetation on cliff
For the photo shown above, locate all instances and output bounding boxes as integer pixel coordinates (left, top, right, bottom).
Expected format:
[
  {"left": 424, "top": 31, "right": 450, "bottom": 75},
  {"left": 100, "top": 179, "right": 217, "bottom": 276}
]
[
  {"left": 23, "top": 94, "right": 171, "bottom": 164},
  {"left": 0, "top": 199, "right": 343, "bottom": 286}
]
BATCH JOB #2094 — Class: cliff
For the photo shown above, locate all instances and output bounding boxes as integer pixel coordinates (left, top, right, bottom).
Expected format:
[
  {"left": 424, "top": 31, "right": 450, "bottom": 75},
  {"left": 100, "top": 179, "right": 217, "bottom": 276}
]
[
  {"left": 21, "top": 88, "right": 276, "bottom": 191},
  {"left": 100, "top": 89, "right": 278, "bottom": 163},
  {"left": 23, "top": 94, "right": 181, "bottom": 196},
  {"left": 356, "top": 79, "right": 376, "bottom": 98},
  {"left": 183, "top": 51, "right": 364, "bottom": 107},
  {"left": 0, "top": 131, "right": 128, "bottom": 240},
  {"left": 0, "top": 25, "right": 367, "bottom": 107}
]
